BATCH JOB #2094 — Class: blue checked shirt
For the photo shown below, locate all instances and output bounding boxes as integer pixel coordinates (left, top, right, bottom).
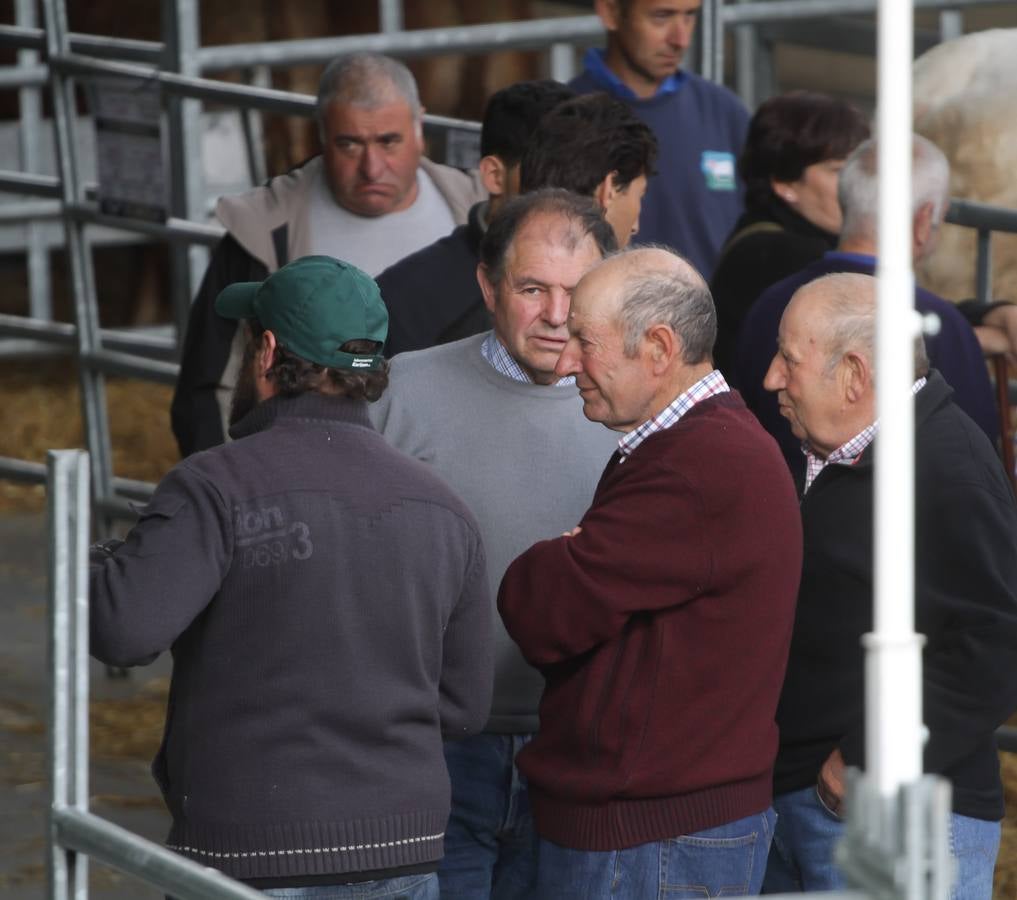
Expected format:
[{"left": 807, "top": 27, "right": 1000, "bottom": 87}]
[
  {"left": 480, "top": 332, "right": 574, "bottom": 386},
  {"left": 803, "top": 377, "right": 927, "bottom": 492},
  {"left": 618, "top": 370, "right": 730, "bottom": 462}
]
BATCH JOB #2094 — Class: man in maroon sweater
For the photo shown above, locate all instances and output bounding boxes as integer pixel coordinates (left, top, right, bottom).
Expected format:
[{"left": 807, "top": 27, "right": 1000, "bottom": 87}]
[{"left": 498, "top": 247, "right": 803, "bottom": 899}]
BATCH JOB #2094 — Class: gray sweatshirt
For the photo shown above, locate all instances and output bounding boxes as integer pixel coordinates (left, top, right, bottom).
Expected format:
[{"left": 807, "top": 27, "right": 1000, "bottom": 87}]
[{"left": 370, "top": 333, "right": 618, "bottom": 732}]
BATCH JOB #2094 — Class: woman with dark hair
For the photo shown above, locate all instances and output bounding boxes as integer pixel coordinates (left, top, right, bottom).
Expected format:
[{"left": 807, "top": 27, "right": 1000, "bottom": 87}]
[{"left": 710, "top": 91, "right": 870, "bottom": 377}]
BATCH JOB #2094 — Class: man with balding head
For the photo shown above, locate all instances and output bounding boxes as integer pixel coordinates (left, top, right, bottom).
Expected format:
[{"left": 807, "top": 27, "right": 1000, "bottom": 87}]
[
  {"left": 498, "top": 247, "right": 802, "bottom": 899},
  {"left": 762, "top": 273, "right": 1017, "bottom": 897}
]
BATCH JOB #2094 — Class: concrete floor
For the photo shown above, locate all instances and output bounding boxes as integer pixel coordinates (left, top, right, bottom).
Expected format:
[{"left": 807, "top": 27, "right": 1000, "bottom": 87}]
[{"left": 0, "top": 511, "right": 172, "bottom": 899}]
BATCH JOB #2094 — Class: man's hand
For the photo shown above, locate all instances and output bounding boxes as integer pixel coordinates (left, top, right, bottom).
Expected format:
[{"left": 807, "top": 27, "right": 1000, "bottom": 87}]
[
  {"left": 817, "top": 747, "right": 846, "bottom": 819},
  {"left": 977, "top": 304, "right": 1017, "bottom": 366},
  {"left": 561, "top": 526, "right": 583, "bottom": 538}
]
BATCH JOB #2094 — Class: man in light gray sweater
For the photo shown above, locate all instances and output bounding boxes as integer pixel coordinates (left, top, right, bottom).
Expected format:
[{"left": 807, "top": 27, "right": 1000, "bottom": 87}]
[{"left": 370, "top": 189, "right": 619, "bottom": 898}]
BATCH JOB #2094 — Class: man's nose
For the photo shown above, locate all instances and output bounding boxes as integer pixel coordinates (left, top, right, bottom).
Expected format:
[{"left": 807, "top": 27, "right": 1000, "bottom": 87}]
[
  {"left": 544, "top": 288, "right": 570, "bottom": 328},
  {"left": 359, "top": 143, "right": 385, "bottom": 180},
  {"left": 671, "top": 17, "right": 693, "bottom": 49},
  {"left": 763, "top": 355, "right": 785, "bottom": 392},
  {"left": 555, "top": 339, "right": 580, "bottom": 378}
]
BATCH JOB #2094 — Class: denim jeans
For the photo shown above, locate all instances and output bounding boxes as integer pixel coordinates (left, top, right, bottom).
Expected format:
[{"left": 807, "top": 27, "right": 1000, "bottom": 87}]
[
  {"left": 532, "top": 808, "right": 776, "bottom": 899},
  {"left": 261, "top": 872, "right": 438, "bottom": 899},
  {"left": 438, "top": 732, "right": 537, "bottom": 899},
  {"left": 764, "top": 786, "right": 1001, "bottom": 900}
]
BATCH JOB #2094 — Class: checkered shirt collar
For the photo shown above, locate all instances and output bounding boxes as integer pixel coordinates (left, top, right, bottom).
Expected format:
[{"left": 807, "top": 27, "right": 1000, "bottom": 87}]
[
  {"left": 803, "top": 376, "right": 927, "bottom": 492},
  {"left": 480, "top": 332, "right": 574, "bottom": 386},
  {"left": 618, "top": 370, "right": 730, "bottom": 462}
]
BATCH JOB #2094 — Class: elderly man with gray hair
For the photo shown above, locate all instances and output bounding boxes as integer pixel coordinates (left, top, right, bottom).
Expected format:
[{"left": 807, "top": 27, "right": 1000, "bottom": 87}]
[
  {"left": 498, "top": 247, "right": 803, "bottom": 899},
  {"left": 761, "top": 272, "right": 1017, "bottom": 897},
  {"left": 171, "top": 52, "right": 484, "bottom": 458}
]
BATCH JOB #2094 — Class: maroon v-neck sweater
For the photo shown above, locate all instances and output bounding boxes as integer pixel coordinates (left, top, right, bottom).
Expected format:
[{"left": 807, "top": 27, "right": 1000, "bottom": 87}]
[{"left": 499, "top": 392, "right": 802, "bottom": 851}]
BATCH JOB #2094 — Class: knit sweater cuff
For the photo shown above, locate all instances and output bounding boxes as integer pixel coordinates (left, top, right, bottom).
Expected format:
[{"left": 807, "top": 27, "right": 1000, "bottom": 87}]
[{"left": 167, "top": 810, "right": 446, "bottom": 880}]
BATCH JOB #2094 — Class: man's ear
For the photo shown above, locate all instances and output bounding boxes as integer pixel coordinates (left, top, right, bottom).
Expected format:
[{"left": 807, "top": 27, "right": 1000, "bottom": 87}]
[
  {"left": 645, "top": 323, "right": 677, "bottom": 375},
  {"left": 413, "top": 106, "right": 427, "bottom": 151},
  {"left": 478, "top": 155, "right": 508, "bottom": 198},
  {"left": 913, "top": 201, "right": 936, "bottom": 256},
  {"left": 841, "top": 350, "right": 871, "bottom": 404},
  {"left": 593, "top": 171, "right": 620, "bottom": 214},
  {"left": 257, "top": 329, "right": 278, "bottom": 378},
  {"left": 477, "top": 264, "right": 498, "bottom": 315},
  {"left": 595, "top": 0, "right": 622, "bottom": 31}
]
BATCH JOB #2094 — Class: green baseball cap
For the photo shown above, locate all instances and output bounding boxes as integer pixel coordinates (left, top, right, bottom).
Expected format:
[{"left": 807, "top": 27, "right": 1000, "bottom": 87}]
[{"left": 214, "top": 255, "right": 388, "bottom": 371}]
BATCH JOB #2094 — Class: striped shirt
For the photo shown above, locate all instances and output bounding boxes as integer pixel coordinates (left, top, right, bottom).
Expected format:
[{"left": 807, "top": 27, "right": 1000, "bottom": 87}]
[
  {"left": 618, "top": 370, "right": 730, "bottom": 462},
  {"left": 480, "top": 332, "right": 575, "bottom": 387},
  {"left": 803, "top": 377, "right": 927, "bottom": 492}
]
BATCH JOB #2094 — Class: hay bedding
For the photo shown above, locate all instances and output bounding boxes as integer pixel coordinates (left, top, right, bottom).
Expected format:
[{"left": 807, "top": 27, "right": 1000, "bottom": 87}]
[
  {"left": 3, "top": 360, "right": 1017, "bottom": 896},
  {"left": 0, "top": 357, "right": 177, "bottom": 512}
]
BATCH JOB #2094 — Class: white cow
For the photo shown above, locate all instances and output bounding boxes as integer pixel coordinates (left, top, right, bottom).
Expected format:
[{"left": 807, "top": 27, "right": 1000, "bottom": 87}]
[{"left": 913, "top": 29, "right": 1017, "bottom": 308}]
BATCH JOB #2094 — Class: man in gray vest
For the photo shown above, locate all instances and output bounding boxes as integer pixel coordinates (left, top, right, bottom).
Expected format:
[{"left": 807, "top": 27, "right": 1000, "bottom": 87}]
[
  {"left": 370, "top": 189, "right": 620, "bottom": 898},
  {"left": 171, "top": 52, "right": 485, "bottom": 458}
]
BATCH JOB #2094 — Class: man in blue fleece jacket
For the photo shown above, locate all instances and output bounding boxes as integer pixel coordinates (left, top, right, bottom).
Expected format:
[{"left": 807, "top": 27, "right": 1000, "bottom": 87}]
[{"left": 570, "top": 0, "right": 749, "bottom": 278}]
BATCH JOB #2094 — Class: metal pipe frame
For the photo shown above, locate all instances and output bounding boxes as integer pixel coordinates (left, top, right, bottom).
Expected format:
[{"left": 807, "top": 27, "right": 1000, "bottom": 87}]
[
  {"left": 16, "top": 0, "right": 52, "bottom": 326},
  {"left": 41, "top": 0, "right": 115, "bottom": 537},
  {"left": 196, "top": 15, "right": 605, "bottom": 72},
  {"left": 5, "top": 455, "right": 155, "bottom": 507},
  {"left": 720, "top": 0, "right": 1013, "bottom": 25},
  {"left": 945, "top": 198, "right": 1017, "bottom": 233},
  {"left": 0, "top": 62, "right": 47, "bottom": 88},
  {"left": 44, "top": 451, "right": 268, "bottom": 898},
  {"left": 53, "top": 809, "right": 266, "bottom": 900},
  {"left": 975, "top": 229, "right": 993, "bottom": 306},
  {"left": 64, "top": 203, "right": 224, "bottom": 245},
  {"left": 162, "top": 0, "right": 209, "bottom": 348},
  {"left": 0, "top": 170, "right": 62, "bottom": 198},
  {"left": 82, "top": 348, "right": 179, "bottom": 385},
  {"left": 48, "top": 52, "right": 479, "bottom": 131},
  {"left": 378, "top": 0, "right": 405, "bottom": 34},
  {"left": 0, "top": 312, "right": 177, "bottom": 358},
  {"left": 0, "top": 24, "right": 163, "bottom": 62},
  {"left": 46, "top": 449, "right": 90, "bottom": 900}
]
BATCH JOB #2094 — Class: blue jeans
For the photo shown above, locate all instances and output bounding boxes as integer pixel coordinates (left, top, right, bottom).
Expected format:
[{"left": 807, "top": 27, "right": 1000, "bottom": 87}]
[
  {"left": 764, "top": 786, "right": 1000, "bottom": 900},
  {"left": 439, "top": 733, "right": 537, "bottom": 899},
  {"left": 533, "top": 808, "right": 776, "bottom": 899},
  {"left": 261, "top": 872, "right": 438, "bottom": 898}
]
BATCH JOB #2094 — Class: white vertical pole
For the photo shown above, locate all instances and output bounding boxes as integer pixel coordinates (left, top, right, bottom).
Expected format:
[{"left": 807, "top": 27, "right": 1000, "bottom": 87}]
[{"left": 869, "top": 0, "right": 923, "bottom": 796}]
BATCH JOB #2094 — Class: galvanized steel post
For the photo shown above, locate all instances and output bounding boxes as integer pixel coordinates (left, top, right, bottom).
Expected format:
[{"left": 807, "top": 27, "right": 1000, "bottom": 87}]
[
  {"left": 162, "top": 0, "right": 209, "bottom": 348},
  {"left": 16, "top": 0, "right": 52, "bottom": 333},
  {"left": 46, "top": 449, "right": 91, "bottom": 900},
  {"left": 40, "top": 0, "right": 115, "bottom": 537}
]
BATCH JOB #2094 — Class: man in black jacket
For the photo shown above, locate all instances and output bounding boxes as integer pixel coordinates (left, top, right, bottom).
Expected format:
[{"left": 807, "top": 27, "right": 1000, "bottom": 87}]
[
  {"left": 761, "top": 271, "right": 1017, "bottom": 899},
  {"left": 91, "top": 256, "right": 493, "bottom": 897}
]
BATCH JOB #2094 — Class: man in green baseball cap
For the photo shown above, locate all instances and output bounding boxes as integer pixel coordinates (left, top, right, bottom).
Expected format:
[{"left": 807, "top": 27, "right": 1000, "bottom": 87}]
[
  {"left": 215, "top": 255, "right": 389, "bottom": 428},
  {"left": 88, "top": 251, "right": 493, "bottom": 895}
]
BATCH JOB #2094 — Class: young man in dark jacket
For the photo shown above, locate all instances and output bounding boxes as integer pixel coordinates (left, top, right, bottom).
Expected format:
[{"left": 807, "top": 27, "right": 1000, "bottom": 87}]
[{"left": 90, "top": 256, "right": 493, "bottom": 898}]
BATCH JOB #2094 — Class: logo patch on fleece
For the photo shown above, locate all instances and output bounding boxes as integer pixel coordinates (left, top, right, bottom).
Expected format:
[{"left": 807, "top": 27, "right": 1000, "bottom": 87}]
[{"left": 700, "top": 151, "right": 736, "bottom": 191}]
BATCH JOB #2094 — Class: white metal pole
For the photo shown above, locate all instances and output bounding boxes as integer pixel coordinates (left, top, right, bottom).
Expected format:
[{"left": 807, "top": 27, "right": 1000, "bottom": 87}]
[{"left": 868, "top": 0, "right": 924, "bottom": 796}]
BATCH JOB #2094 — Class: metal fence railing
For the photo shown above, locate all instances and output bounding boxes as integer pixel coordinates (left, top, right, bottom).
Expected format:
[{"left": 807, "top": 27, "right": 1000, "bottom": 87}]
[{"left": 46, "top": 449, "right": 265, "bottom": 900}]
